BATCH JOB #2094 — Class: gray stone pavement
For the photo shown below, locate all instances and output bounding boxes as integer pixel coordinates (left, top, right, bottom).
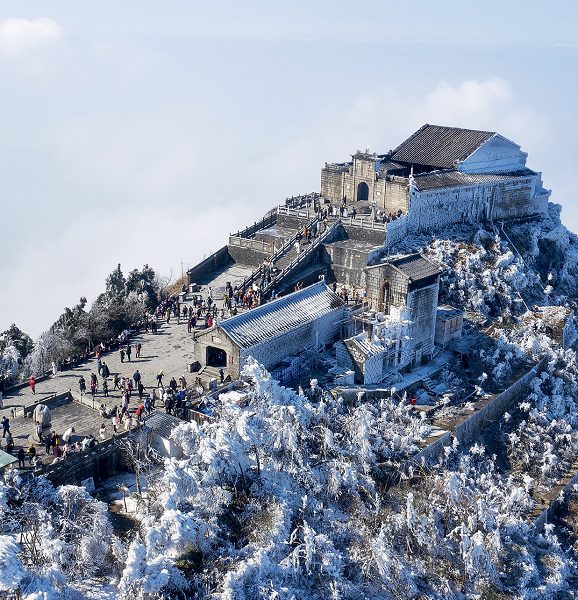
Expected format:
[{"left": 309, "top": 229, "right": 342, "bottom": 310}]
[
  {"left": 0, "top": 276, "right": 261, "bottom": 473},
  {"left": 1, "top": 319, "right": 196, "bottom": 418}
]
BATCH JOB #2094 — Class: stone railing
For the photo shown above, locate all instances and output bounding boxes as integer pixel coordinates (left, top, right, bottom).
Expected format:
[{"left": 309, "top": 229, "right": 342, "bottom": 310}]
[
  {"left": 230, "top": 209, "right": 277, "bottom": 239},
  {"left": 228, "top": 236, "right": 275, "bottom": 255},
  {"left": 284, "top": 192, "right": 321, "bottom": 210},
  {"left": 261, "top": 219, "right": 340, "bottom": 298},
  {"left": 238, "top": 213, "right": 321, "bottom": 293},
  {"left": 278, "top": 205, "right": 387, "bottom": 232}
]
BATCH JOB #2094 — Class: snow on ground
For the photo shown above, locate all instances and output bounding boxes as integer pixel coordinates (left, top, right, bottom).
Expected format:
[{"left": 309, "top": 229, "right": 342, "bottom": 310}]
[{"left": 4, "top": 205, "right": 578, "bottom": 598}]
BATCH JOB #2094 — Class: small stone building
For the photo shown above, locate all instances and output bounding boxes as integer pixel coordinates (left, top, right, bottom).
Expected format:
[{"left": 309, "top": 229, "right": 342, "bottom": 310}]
[
  {"left": 145, "top": 412, "right": 183, "bottom": 459},
  {"left": 434, "top": 305, "right": 464, "bottom": 347},
  {"left": 192, "top": 282, "right": 347, "bottom": 380},
  {"left": 337, "top": 253, "right": 441, "bottom": 384}
]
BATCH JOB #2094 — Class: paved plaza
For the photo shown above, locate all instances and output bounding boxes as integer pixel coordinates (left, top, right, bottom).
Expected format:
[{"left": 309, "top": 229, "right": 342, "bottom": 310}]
[{"left": 0, "top": 302, "right": 208, "bottom": 465}]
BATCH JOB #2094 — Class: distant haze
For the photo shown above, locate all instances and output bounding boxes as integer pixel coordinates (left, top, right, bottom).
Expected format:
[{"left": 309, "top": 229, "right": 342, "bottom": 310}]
[{"left": 1, "top": 1, "right": 577, "bottom": 338}]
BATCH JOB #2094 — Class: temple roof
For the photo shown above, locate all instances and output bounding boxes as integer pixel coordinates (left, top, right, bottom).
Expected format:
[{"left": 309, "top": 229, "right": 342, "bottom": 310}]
[
  {"left": 219, "top": 282, "right": 345, "bottom": 349},
  {"left": 145, "top": 411, "right": 182, "bottom": 439},
  {"left": 390, "top": 254, "right": 442, "bottom": 281},
  {"left": 391, "top": 124, "right": 495, "bottom": 169},
  {"left": 412, "top": 168, "right": 535, "bottom": 191},
  {"left": 366, "top": 253, "right": 442, "bottom": 282}
]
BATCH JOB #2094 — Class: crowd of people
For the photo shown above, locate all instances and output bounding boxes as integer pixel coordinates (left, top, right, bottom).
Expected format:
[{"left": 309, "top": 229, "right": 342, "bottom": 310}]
[
  {"left": 0, "top": 288, "right": 236, "bottom": 471},
  {"left": 0, "top": 416, "right": 99, "bottom": 468}
]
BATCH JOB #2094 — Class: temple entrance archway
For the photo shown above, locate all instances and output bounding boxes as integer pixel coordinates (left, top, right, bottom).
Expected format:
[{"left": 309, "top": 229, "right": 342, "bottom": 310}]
[
  {"left": 357, "top": 181, "right": 369, "bottom": 201},
  {"left": 206, "top": 346, "right": 227, "bottom": 368}
]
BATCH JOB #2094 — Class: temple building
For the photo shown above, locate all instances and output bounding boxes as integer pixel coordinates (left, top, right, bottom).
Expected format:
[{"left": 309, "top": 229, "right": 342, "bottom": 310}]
[
  {"left": 320, "top": 124, "right": 550, "bottom": 239},
  {"left": 335, "top": 254, "right": 442, "bottom": 384},
  {"left": 191, "top": 282, "right": 346, "bottom": 383}
]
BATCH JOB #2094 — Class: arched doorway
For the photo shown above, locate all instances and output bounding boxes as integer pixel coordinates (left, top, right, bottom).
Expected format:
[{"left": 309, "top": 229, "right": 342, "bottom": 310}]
[
  {"left": 357, "top": 181, "right": 369, "bottom": 201},
  {"left": 206, "top": 346, "right": 227, "bottom": 368}
]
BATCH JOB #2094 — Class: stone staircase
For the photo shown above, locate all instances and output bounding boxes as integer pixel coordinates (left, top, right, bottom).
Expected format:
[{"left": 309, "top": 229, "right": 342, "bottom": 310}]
[
  {"left": 261, "top": 219, "right": 341, "bottom": 299},
  {"left": 238, "top": 213, "right": 321, "bottom": 294}
]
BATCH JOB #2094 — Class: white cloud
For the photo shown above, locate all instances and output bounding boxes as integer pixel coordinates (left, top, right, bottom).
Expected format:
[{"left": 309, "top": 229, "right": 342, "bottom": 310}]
[
  {"left": 0, "top": 18, "right": 62, "bottom": 57},
  {"left": 414, "top": 78, "right": 512, "bottom": 125}
]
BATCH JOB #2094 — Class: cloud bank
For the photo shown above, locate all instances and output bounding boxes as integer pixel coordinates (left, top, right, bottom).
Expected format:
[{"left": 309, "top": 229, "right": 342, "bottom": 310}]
[{"left": 0, "top": 17, "right": 62, "bottom": 57}]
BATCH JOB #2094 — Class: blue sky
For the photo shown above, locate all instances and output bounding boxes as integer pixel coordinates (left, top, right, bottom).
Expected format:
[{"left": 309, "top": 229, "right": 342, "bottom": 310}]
[{"left": 1, "top": 1, "right": 577, "bottom": 337}]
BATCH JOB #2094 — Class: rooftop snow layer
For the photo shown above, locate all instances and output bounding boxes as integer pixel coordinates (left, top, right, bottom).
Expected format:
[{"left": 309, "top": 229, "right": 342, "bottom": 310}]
[
  {"left": 412, "top": 168, "right": 536, "bottom": 191},
  {"left": 220, "top": 281, "right": 345, "bottom": 348}
]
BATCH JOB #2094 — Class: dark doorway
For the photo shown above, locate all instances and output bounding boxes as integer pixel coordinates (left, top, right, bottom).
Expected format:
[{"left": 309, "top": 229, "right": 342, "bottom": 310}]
[
  {"left": 206, "top": 346, "right": 227, "bottom": 368},
  {"left": 357, "top": 181, "right": 369, "bottom": 201}
]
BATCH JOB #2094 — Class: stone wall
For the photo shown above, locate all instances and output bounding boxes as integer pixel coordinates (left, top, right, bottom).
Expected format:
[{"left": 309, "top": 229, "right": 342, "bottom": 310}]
[
  {"left": 187, "top": 246, "right": 232, "bottom": 286},
  {"left": 340, "top": 223, "right": 386, "bottom": 246},
  {"left": 40, "top": 431, "right": 132, "bottom": 487},
  {"left": 22, "top": 390, "right": 73, "bottom": 418},
  {"left": 227, "top": 243, "right": 271, "bottom": 268},
  {"left": 383, "top": 177, "right": 409, "bottom": 214},
  {"left": 452, "top": 359, "right": 544, "bottom": 447}
]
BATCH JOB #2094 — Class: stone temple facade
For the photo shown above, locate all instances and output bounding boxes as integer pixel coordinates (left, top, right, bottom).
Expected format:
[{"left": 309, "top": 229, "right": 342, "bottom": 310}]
[
  {"left": 336, "top": 254, "right": 442, "bottom": 385},
  {"left": 320, "top": 124, "right": 551, "bottom": 239}
]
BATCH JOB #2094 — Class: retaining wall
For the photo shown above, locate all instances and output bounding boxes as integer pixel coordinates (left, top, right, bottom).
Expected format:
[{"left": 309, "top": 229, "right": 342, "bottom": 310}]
[
  {"left": 22, "top": 390, "right": 73, "bottom": 418},
  {"left": 453, "top": 359, "right": 545, "bottom": 447},
  {"left": 534, "top": 470, "right": 578, "bottom": 531},
  {"left": 187, "top": 246, "right": 232, "bottom": 286},
  {"left": 39, "top": 430, "right": 132, "bottom": 487}
]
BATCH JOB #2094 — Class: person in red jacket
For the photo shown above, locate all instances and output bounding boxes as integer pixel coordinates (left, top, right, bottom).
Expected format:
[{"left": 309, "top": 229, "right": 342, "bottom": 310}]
[{"left": 28, "top": 375, "right": 36, "bottom": 395}]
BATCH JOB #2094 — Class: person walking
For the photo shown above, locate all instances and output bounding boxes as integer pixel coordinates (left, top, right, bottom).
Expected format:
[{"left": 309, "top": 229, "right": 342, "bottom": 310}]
[
  {"left": 126, "top": 344, "right": 132, "bottom": 362},
  {"left": 135, "top": 403, "right": 144, "bottom": 424},
  {"left": 103, "top": 380, "right": 109, "bottom": 397},
  {"left": 28, "top": 375, "right": 36, "bottom": 395},
  {"left": 113, "top": 373, "right": 120, "bottom": 390},
  {"left": 136, "top": 343, "right": 142, "bottom": 358},
  {"left": 120, "top": 348, "right": 125, "bottom": 363},
  {"left": 156, "top": 370, "right": 164, "bottom": 389},
  {"left": 2, "top": 416, "right": 10, "bottom": 438},
  {"left": 5, "top": 432, "right": 14, "bottom": 455},
  {"left": 79, "top": 376, "right": 86, "bottom": 397},
  {"left": 44, "top": 432, "right": 51, "bottom": 455},
  {"left": 17, "top": 447, "right": 25, "bottom": 468},
  {"left": 27, "top": 444, "right": 36, "bottom": 465}
]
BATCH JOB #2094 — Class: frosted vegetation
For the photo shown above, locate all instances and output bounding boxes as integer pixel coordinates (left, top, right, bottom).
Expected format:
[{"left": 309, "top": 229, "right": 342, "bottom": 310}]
[{"left": 3, "top": 205, "right": 578, "bottom": 598}]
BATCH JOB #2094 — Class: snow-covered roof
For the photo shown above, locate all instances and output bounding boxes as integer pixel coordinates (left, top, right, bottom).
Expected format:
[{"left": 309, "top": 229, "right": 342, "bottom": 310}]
[
  {"left": 220, "top": 282, "right": 345, "bottom": 349},
  {"left": 436, "top": 305, "right": 464, "bottom": 321},
  {"left": 391, "top": 124, "right": 495, "bottom": 169},
  {"left": 145, "top": 411, "right": 182, "bottom": 439},
  {"left": 0, "top": 449, "right": 18, "bottom": 469},
  {"left": 412, "top": 168, "right": 536, "bottom": 191}
]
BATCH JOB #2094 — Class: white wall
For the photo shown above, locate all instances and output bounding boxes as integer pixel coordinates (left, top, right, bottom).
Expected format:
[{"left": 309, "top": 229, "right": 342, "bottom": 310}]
[{"left": 459, "top": 134, "right": 527, "bottom": 173}]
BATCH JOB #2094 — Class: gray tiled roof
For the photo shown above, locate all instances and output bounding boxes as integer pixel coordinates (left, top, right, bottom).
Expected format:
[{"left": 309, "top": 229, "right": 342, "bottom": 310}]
[
  {"left": 391, "top": 124, "right": 495, "bottom": 169},
  {"left": 391, "top": 254, "right": 441, "bottom": 281},
  {"left": 413, "top": 168, "right": 535, "bottom": 191},
  {"left": 220, "top": 282, "right": 345, "bottom": 349},
  {"left": 145, "top": 411, "right": 182, "bottom": 439}
]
